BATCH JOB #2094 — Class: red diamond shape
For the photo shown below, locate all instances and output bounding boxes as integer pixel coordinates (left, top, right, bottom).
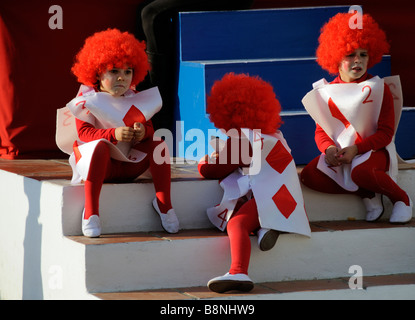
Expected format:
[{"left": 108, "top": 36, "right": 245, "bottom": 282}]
[
  {"left": 272, "top": 184, "right": 297, "bottom": 219},
  {"left": 266, "top": 140, "right": 293, "bottom": 174},
  {"left": 123, "top": 105, "right": 145, "bottom": 127}
]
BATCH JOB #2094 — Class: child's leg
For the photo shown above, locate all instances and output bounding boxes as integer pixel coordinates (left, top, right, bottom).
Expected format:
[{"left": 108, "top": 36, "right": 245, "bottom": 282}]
[
  {"left": 84, "top": 141, "right": 150, "bottom": 219},
  {"left": 351, "top": 149, "right": 410, "bottom": 205},
  {"left": 84, "top": 141, "right": 112, "bottom": 219},
  {"left": 300, "top": 156, "right": 373, "bottom": 198},
  {"left": 226, "top": 198, "right": 260, "bottom": 275},
  {"left": 133, "top": 139, "right": 172, "bottom": 213}
]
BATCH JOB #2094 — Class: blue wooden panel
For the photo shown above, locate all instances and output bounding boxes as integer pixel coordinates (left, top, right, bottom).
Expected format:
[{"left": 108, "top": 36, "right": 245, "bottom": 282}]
[
  {"left": 202, "top": 57, "right": 391, "bottom": 112},
  {"left": 175, "top": 109, "right": 415, "bottom": 164},
  {"left": 175, "top": 56, "right": 394, "bottom": 162},
  {"left": 280, "top": 114, "right": 320, "bottom": 164},
  {"left": 395, "top": 108, "right": 415, "bottom": 160},
  {"left": 178, "top": 6, "right": 350, "bottom": 61}
]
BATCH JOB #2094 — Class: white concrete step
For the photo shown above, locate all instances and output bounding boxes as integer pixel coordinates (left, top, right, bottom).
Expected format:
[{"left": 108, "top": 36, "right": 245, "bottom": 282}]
[
  {"left": 67, "top": 220, "right": 415, "bottom": 293},
  {"left": 0, "top": 159, "right": 414, "bottom": 299},
  {"left": 93, "top": 273, "right": 415, "bottom": 300},
  {"left": 55, "top": 163, "right": 415, "bottom": 236}
]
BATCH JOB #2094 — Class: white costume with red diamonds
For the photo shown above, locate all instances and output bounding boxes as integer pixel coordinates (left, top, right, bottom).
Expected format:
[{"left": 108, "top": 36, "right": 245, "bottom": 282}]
[
  {"left": 301, "top": 76, "right": 402, "bottom": 191},
  {"left": 56, "top": 85, "right": 162, "bottom": 183},
  {"left": 207, "top": 129, "right": 311, "bottom": 237}
]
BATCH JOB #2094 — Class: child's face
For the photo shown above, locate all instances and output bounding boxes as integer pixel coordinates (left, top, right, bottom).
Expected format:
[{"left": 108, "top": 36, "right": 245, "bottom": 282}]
[
  {"left": 98, "top": 67, "right": 133, "bottom": 97},
  {"left": 338, "top": 48, "right": 369, "bottom": 82}
]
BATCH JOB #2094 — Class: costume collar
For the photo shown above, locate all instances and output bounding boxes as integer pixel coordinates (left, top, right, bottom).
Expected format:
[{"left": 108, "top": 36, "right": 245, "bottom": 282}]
[{"left": 332, "top": 72, "right": 371, "bottom": 84}]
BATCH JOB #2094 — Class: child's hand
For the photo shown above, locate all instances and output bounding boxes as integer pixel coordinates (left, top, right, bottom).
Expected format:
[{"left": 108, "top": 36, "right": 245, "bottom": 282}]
[
  {"left": 198, "top": 152, "right": 219, "bottom": 164},
  {"left": 133, "top": 122, "right": 145, "bottom": 141},
  {"left": 115, "top": 126, "right": 136, "bottom": 142},
  {"left": 336, "top": 145, "right": 358, "bottom": 164},
  {"left": 325, "top": 146, "right": 341, "bottom": 166}
]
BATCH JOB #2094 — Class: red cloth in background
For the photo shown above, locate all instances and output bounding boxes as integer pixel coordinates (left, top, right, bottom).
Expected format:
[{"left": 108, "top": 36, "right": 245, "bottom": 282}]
[{"left": 0, "top": 0, "right": 143, "bottom": 159}]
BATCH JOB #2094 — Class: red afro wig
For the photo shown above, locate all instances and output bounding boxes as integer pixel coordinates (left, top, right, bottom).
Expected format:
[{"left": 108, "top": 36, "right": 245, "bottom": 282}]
[
  {"left": 207, "top": 73, "right": 282, "bottom": 134},
  {"left": 71, "top": 28, "right": 150, "bottom": 87},
  {"left": 316, "top": 13, "right": 389, "bottom": 75}
]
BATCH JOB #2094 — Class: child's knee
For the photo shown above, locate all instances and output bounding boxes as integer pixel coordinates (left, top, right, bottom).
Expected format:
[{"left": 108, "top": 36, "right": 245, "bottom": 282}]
[{"left": 94, "top": 141, "right": 111, "bottom": 157}]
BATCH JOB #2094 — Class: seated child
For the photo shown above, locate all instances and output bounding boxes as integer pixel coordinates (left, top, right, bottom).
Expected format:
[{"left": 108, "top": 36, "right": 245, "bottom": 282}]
[
  {"left": 64, "top": 29, "right": 179, "bottom": 237},
  {"left": 301, "top": 12, "right": 413, "bottom": 223},
  {"left": 198, "top": 73, "right": 311, "bottom": 293}
]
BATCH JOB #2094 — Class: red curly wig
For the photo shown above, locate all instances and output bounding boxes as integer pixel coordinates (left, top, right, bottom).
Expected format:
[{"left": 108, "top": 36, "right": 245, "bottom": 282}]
[
  {"left": 71, "top": 28, "right": 150, "bottom": 87},
  {"left": 207, "top": 73, "right": 282, "bottom": 134},
  {"left": 316, "top": 13, "right": 389, "bottom": 75}
]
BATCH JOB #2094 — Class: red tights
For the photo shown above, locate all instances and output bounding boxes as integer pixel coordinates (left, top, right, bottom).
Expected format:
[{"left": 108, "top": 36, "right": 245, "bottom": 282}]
[
  {"left": 227, "top": 198, "right": 260, "bottom": 275},
  {"left": 301, "top": 149, "right": 409, "bottom": 205},
  {"left": 84, "top": 139, "right": 172, "bottom": 219}
]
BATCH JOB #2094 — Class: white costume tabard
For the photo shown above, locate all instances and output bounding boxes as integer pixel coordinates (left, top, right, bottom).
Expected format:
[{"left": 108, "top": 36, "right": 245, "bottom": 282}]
[
  {"left": 207, "top": 129, "right": 311, "bottom": 238},
  {"left": 56, "top": 85, "right": 162, "bottom": 184},
  {"left": 301, "top": 76, "right": 403, "bottom": 191}
]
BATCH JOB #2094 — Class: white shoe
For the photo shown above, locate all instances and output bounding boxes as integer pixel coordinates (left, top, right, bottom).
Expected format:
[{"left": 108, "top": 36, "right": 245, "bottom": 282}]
[
  {"left": 257, "top": 228, "right": 280, "bottom": 251},
  {"left": 363, "top": 193, "right": 384, "bottom": 222},
  {"left": 390, "top": 198, "right": 413, "bottom": 224},
  {"left": 152, "top": 198, "right": 179, "bottom": 233},
  {"left": 207, "top": 272, "right": 254, "bottom": 293},
  {"left": 82, "top": 210, "right": 101, "bottom": 238}
]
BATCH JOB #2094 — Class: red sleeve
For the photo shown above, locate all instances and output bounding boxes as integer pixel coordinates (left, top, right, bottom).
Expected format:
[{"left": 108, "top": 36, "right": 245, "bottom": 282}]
[
  {"left": 355, "top": 84, "right": 395, "bottom": 154},
  {"left": 76, "top": 118, "right": 117, "bottom": 144},
  {"left": 315, "top": 124, "right": 336, "bottom": 154},
  {"left": 198, "top": 135, "right": 251, "bottom": 179},
  {"left": 141, "top": 120, "right": 155, "bottom": 141}
]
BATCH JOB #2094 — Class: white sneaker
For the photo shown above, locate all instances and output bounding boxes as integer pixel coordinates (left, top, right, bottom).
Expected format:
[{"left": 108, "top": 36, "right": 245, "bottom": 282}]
[
  {"left": 390, "top": 198, "right": 413, "bottom": 224},
  {"left": 363, "top": 193, "right": 384, "bottom": 222},
  {"left": 257, "top": 228, "right": 280, "bottom": 251},
  {"left": 82, "top": 210, "right": 101, "bottom": 238},
  {"left": 207, "top": 272, "right": 254, "bottom": 293},
  {"left": 152, "top": 198, "right": 179, "bottom": 233}
]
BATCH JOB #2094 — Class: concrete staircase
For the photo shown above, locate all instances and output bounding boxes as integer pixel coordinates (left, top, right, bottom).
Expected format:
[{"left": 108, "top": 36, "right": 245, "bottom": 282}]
[
  {"left": 1, "top": 6, "right": 415, "bottom": 301},
  {"left": 0, "top": 159, "right": 414, "bottom": 300}
]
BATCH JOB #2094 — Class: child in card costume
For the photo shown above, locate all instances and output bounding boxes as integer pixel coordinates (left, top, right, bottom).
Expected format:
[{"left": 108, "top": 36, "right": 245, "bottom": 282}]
[
  {"left": 301, "top": 13, "right": 413, "bottom": 224},
  {"left": 57, "top": 29, "right": 179, "bottom": 237},
  {"left": 198, "top": 73, "right": 311, "bottom": 293}
]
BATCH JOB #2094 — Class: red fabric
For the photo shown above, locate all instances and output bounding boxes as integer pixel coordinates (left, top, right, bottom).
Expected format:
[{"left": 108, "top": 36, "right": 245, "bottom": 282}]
[
  {"left": 197, "top": 134, "right": 251, "bottom": 179},
  {"left": 75, "top": 113, "right": 171, "bottom": 216},
  {"left": 84, "top": 138, "right": 172, "bottom": 218},
  {"left": 75, "top": 118, "right": 154, "bottom": 144},
  {"left": 76, "top": 119, "right": 118, "bottom": 144},
  {"left": 227, "top": 198, "right": 260, "bottom": 275},
  {"left": 0, "top": 0, "right": 144, "bottom": 159},
  {"left": 314, "top": 74, "right": 395, "bottom": 155}
]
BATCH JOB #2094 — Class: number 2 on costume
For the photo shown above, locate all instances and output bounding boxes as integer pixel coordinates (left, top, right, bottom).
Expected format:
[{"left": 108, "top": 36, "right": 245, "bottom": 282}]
[
  {"left": 362, "top": 85, "right": 373, "bottom": 104},
  {"left": 76, "top": 100, "right": 90, "bottom": 114}
]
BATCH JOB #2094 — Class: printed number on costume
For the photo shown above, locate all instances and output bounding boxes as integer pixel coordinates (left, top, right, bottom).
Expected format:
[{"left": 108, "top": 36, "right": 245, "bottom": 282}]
[
  {"left": 76, "top": 100, "right": 90, "bottom": 114},
  {"left": 217, "top": 209, "right": 228, "bottom": 229},
  {"left": 362, "top": 85, "right": 373, "bottom": 104},
  {"left": 63, "top": 109, "right": 73, "bottom": 127},
  {"left": 387, "top": 83, "right": 400, "bottom": 101}
]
